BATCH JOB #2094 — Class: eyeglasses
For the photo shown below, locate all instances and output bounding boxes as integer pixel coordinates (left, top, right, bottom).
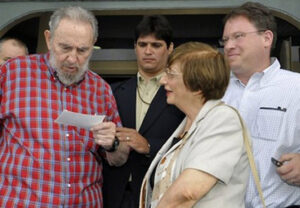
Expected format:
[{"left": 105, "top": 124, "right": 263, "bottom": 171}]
[
  {"left": 164, "top": 67, "right": 182, "bottom": 79},
  {"left": 219, "top": 30, "right": 265, "bottom": 47}
]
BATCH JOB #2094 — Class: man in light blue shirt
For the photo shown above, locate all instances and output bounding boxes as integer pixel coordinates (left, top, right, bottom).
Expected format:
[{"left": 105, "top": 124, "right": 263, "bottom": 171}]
[{"left": 221, "top": 2, "right": 300, "bottom": 208}]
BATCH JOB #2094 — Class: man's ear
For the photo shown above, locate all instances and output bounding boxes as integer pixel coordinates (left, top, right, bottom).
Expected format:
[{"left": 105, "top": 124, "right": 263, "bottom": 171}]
[
  {"left": 93, "top": 38, "right": 97, "bottom": 46},
  {"left": 134, "top": 42, "right": 137, "bottom": 54},
  {"left": 168, "top": 42, "right": 174, "bottom": 55},
  {"left": 44, "top": 30, "right": 51, "bottom": 50},
  {"left": 263, "top": 30, "right": 273, "bottom": 49}
]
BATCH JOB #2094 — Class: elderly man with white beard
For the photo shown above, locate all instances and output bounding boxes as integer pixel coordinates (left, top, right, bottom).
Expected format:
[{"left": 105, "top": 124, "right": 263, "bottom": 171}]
[{"left": 0, "top": 6, "right": 129, "bottom": 207}]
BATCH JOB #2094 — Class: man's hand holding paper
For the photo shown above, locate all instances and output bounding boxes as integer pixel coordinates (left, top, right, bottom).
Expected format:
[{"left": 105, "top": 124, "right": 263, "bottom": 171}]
[
  {"left": 55, "top": 110, "right": 116, "bottom": 149},
  {"left": 90, "top": 122, "right": 116, "bottom": 150},
  {"left": 55, "top": 110, "right": 129, "bottom": 166}
]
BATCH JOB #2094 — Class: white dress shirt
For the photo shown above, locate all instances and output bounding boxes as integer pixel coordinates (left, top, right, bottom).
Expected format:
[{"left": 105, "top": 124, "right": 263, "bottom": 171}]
[{"left": 222, "top": 58, "right": 300, "bottom": 208}]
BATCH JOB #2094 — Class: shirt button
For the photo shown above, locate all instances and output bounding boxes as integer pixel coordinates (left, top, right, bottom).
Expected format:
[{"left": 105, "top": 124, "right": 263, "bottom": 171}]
[
  {"left": 67, "top": 157, "right": 71, "bottom": 161},
  {"left": 67, "top": 184, "right": 71, "bottom": 188}
]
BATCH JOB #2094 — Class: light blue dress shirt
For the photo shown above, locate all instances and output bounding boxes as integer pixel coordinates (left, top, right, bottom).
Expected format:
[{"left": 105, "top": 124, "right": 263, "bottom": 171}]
[{"left": 223, "top": 58, "right": 300, "bottom": 208}]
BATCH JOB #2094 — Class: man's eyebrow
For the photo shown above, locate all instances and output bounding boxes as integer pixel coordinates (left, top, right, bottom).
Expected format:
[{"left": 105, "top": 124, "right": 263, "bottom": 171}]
[
  {"left": 58, "top": 43, "right": 89, "bottom": 50},
  {"left": 137, "top": 41, "right": 163, "bottom": 44},
  {"left": 58, "top": 43, "right": 70, "bottom": 47},
  {"left": 151, "top": 42, "right": 163, "bottom": 45},
  {"left": 78, "top": 46, "right": 90, "bottom": 50}
]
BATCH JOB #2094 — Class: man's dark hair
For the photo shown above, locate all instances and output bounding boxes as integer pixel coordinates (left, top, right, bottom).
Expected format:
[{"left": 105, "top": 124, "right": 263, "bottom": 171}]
[
  {"left": 134, "top": 15, "right": 173, "bottom": 47},
  {"left": 223, "top": 2, "right": 277, "bottom": 48}
]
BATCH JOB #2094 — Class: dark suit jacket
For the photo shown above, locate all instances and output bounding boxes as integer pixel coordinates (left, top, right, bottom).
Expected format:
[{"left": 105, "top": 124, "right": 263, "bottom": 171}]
[{"left": 103, "top": 76, "right": 184, "bottom": 208}]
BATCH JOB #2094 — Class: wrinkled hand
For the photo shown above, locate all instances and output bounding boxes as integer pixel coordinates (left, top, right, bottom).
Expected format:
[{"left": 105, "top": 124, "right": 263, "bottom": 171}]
[
  {"left": 277, "top": 153, "right": 300, "bottom": 186},
  {"left": 116, "top": 127, "right": 150, "bottom": 154},
  {"left": 90, "top": 122, "right": 116, "bottom": 150}
]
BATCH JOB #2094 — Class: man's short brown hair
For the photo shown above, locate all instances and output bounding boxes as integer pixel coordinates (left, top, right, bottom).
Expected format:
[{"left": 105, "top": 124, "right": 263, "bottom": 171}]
[{"left": 223, "top": 2, "right": 277, "bottom": 48}]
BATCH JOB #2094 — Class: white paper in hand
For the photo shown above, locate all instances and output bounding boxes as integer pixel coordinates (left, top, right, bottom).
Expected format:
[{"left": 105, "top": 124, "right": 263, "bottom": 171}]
[{"left": 55, "top": 110, "right": 105, "bottom": 129}]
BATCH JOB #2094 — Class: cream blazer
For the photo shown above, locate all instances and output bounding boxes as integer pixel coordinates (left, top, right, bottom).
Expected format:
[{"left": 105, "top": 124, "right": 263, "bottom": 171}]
[{"left": 140, "top": 100, "right": 250, "bottom": 208}]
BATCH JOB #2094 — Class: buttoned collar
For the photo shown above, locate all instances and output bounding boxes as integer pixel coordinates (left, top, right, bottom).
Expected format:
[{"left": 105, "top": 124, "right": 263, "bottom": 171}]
[
  {"left": 231, "top": 57, "right": 280, "bottom": 88},
  {"left": 137, "top": 71, "right": 163, "bottom": 87}
]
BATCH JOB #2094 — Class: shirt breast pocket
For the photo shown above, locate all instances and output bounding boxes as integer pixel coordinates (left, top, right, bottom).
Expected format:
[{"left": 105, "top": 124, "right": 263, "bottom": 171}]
[{"left": 251, "top": 107, "right": 286, "bottom": 141}]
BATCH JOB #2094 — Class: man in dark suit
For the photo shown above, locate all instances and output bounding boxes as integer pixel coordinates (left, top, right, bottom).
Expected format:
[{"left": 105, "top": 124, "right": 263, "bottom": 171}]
[{"left": 103, "top": 15, "right": 184, "bottom": 208}]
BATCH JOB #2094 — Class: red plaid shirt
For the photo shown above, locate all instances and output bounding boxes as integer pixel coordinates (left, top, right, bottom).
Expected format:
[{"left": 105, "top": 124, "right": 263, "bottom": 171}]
[{"left": 0, "top": 53, "right": 121, "bottom": 207}]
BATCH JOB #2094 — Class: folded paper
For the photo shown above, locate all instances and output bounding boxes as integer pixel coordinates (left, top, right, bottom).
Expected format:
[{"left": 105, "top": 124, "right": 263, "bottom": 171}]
[{"left": 55, "top": 110, "right": 105, "bottom": 129}]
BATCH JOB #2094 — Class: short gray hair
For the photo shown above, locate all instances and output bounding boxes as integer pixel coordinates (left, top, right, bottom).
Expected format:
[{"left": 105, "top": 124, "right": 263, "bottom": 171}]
[{"left": 49, "top": 6, "right": 98, "bottom": 41}]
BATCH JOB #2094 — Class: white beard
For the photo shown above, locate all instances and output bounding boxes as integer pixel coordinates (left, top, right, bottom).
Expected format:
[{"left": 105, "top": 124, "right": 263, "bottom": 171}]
[{"left": 49, "top": 50, "right": 90, "bottom": 86}]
